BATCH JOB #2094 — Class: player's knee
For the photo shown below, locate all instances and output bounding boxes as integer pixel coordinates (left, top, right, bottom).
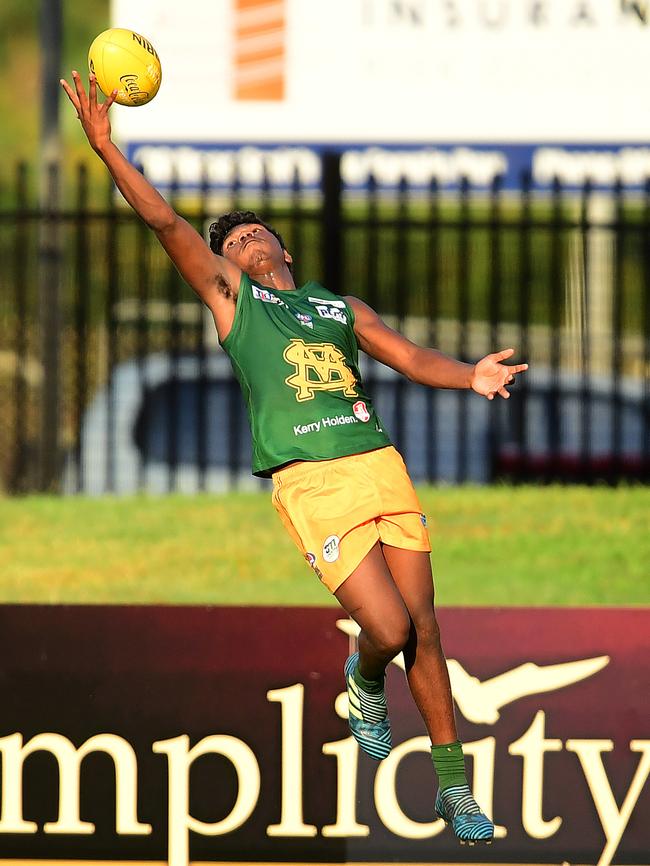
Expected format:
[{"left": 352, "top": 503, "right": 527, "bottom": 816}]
[
  {"left": 368, "top": 615, "right": 410, "bottom": 658},
  {"left": 412, "top": 608, "right": 442, "bottom": 649}
]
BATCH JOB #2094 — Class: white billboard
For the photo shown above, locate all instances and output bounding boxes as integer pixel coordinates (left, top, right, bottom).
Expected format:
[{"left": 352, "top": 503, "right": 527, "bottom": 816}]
[{"left": 111, "top": 0, "right": 650, "bottom": 145}]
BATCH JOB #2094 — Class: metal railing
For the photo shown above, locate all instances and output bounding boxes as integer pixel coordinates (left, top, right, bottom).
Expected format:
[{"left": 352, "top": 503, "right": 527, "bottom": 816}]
[{"left": 0, "top": 154, "right": 648, "bottom": 493}]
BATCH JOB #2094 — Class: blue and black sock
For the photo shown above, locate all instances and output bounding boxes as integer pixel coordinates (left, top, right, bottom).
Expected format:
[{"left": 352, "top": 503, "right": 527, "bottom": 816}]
[{"left": 351, "top": 664, "right": 387, "bottom": 721}]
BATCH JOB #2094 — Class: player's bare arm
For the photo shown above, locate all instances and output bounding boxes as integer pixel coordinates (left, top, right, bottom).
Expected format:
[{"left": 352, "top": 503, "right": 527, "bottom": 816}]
[
  {"left": 346, "top": 295, "right": 528, "bottom": 400},
  {"left": 60, "top": 71, "right": 240, "bottom": 341}
]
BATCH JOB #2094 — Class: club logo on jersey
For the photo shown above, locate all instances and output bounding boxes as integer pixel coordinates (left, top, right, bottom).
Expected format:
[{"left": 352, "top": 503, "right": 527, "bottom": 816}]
[
  {"left": 322, "top": 535, "right": 340, "bottom": 563},
  {"left": 252, "top": 285, "right": 285, "bottom": 306},
  {"left": 283, "top": 339, "right": 358, "bottom": 402},
  {"left": 352, "top": 400, "right": 370, "bottom": 422},
  {"left": 294, "top": 312, "right": 314, "bottom": 329},
  {"left": 307, "top": 296, "right": 348, "bottom": 325}
]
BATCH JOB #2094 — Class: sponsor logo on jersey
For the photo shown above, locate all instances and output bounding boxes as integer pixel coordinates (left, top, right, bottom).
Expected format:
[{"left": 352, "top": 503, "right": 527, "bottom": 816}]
[
  {"left": 293, "top": 419, "right": 322, "bottom": 436},
  {"left": 352, "top": 400, "right": 370, "bottom": 422},
  {"left": 294, "top": 312, "right": 314, "bottom": 329},
  {"left": 283, "top": 339, "right": 358, "bottom": 402},
  {"left": 292, "top": 413, "right": 360, "bottom": 436},
  {"left": 307, "top": 296, "right": 348, "bottom": 325},
  {"left": 322, "top": 535, "right": 340, "bottom": 563},
  {"left": 252, "top": 285, "right": 285, "bottom": 305},
  {"left": 308, "top": 296, "right": 346, "bottom": 309},
  {"left": 420, "top": 513, "right": 427, "bottom": 527}
]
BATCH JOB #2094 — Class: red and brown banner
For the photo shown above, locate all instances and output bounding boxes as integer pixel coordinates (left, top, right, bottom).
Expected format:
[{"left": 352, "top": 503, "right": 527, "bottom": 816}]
[{"left": 0, "top": 606, "right": 648, "bottom": 865}]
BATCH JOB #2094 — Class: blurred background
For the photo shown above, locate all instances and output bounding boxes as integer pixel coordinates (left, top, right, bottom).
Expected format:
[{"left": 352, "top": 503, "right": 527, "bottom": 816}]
[{"left": 1, "top": 0, "right": 649, "bottom": 497}]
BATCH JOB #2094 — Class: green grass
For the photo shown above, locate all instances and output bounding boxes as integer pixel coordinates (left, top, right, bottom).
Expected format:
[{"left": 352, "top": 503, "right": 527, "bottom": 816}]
[{"left": 1, "top": 486, "right": 648, "bottom": 606}]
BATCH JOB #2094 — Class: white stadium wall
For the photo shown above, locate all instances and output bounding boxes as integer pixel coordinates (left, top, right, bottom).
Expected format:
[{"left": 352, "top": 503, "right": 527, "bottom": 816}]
[
  {"left": 109, "top": 0, "right": 650, "bottom": 189},
  {"left": 111, "top": 0, "right": 650, "bottom": 144}
]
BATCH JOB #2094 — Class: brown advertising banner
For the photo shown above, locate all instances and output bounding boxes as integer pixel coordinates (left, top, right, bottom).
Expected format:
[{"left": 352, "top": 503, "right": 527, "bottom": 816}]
[{"left": 0, "top": 606, "right": 648, "bottom": 866}]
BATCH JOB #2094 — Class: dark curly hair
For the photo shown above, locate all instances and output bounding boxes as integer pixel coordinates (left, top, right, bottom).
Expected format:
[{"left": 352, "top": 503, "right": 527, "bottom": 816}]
[{"left": 208, "top": 210, "right": 287, "bottom": 257}]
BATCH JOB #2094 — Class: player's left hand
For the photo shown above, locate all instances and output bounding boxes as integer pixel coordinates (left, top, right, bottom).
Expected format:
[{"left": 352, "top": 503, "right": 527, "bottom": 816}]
[{"left": 471, "top": 348, "right": 528, "bottom": 400}]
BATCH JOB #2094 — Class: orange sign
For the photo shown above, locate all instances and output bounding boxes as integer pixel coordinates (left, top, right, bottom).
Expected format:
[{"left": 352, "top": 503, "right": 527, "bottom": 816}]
[{"left": 233, "top": 0, "right": 286, "bottom": 100}]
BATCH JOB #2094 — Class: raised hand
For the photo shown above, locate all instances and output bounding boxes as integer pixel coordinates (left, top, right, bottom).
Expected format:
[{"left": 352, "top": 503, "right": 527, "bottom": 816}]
[
  {"left": 471, "top": 348, "right": 528, "bottom": 400},
  {"left": 60, "top": 71, "right": 117, "bottom": 153}
]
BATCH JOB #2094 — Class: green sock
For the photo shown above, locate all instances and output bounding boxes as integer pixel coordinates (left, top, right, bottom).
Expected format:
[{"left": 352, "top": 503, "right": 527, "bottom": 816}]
[
  {"left": 353, "top": 664, "right": 384, "bottom": 694},
  {"left": 431, "top": 740, "right": 468, "bottom": 790}
]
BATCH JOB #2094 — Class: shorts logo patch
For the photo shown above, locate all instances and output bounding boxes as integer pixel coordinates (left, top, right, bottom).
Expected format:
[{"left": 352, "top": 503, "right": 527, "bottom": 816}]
[
  {"left": 420, "top": 513, "right": 427, "bottom": 527},
  {"left": 352, "top": 400, "right": 370, "bottom": 422},
  {"left": 322, "top": 534, "right": 340, "bottom": 563},
  {"left": 305, "top": 551, "right": 324, "bottom": 580}
]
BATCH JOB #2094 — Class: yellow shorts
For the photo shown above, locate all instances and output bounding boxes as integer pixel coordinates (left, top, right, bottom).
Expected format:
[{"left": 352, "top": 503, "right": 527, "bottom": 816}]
[{"left": 271, "top": 445, "right": 431, "bottom": 593}]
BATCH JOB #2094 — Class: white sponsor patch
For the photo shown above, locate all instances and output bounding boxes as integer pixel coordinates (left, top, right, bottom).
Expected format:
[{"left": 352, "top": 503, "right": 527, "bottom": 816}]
[
  {"left": 313, "top": 305, "right": 347, "bottom": 325},
  {"left": 352, "top": 400, "right": 370, "bottom": 422},
  {"left": 252, "top": 285, "right": 285, "bottom": 305},
  {"left": 322, "top": 534, "right": 340, "bottom": 563},
  {"left": 307, "top": 296, "right": 348, "bottom": 325},
  {"left": 307, "top": 296, "right": 346, "bottom": 308},
  {"left": 294, "top": 312, "right": 314, "bottom": 328}
]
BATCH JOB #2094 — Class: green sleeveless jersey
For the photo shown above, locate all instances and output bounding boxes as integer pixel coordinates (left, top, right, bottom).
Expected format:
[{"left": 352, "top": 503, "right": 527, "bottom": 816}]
[{"left": 220, "top": 272, "right": 392, "bottom": 476}]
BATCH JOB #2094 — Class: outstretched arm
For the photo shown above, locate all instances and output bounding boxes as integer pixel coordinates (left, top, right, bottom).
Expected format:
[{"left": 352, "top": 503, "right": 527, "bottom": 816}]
[
  {"left": 346, "top": 296, "right": 528, "bottom": 400},
  {"left": 60, "top": 71, "right": 241, "bottom": 336}
]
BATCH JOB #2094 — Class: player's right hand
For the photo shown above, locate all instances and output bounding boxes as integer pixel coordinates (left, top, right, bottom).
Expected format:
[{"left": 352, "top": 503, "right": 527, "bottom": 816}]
[{"left": 60, "top": 71, "right": 117, "bottom": 153}]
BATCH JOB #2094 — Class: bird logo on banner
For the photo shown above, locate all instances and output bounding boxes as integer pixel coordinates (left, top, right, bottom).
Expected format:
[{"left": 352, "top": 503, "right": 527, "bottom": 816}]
[{"left": 335, "top": 619, "right": 610, "bottom": 725}]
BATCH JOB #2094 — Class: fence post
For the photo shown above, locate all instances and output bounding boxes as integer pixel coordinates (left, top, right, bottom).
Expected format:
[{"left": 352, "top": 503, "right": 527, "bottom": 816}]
[
  {"left": 321, "top": 151, "right": 342, "bottom": 294},
  {"left": 38, "top": 0, "right": 63, "bottom": 492},
  {"left": 38, "top": 162, "right": 62, "bottom": 492},
  {"left": 11, "top": 163, "right": 29, "bottom": 493},
  {"left": 73, "top": 162, "right": 90, "bottom": 494}
]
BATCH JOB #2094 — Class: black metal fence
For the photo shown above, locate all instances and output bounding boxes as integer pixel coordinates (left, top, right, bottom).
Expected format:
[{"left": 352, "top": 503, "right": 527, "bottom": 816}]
[{"left": 1, "top": 154, "right": 649, "bottom": 494}]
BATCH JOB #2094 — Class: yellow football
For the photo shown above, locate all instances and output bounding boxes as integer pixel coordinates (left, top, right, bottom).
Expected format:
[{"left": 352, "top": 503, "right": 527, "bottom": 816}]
[{"left": 88, "top": 28, "right": 162, "bottom": 107}]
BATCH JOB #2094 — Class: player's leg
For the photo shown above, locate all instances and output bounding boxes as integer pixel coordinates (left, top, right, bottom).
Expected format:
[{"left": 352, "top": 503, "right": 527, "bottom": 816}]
[
  {"left": 381, "top": 543, "right": 494, "bottom": 844},
  {"left": 335, "top": 540, "right": 411, "bottom": 678},
  {"left": 334, "top": 540, "right": 411, "bottom": 759},
  {"left": 379, "top": 544, "right": 456, "bottom": 743}
]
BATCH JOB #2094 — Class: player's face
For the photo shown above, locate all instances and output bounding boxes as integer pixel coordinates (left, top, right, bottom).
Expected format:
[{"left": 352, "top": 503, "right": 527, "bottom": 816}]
[{"left": 222, "top": 223, "right": 291, "bottom": 271}]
